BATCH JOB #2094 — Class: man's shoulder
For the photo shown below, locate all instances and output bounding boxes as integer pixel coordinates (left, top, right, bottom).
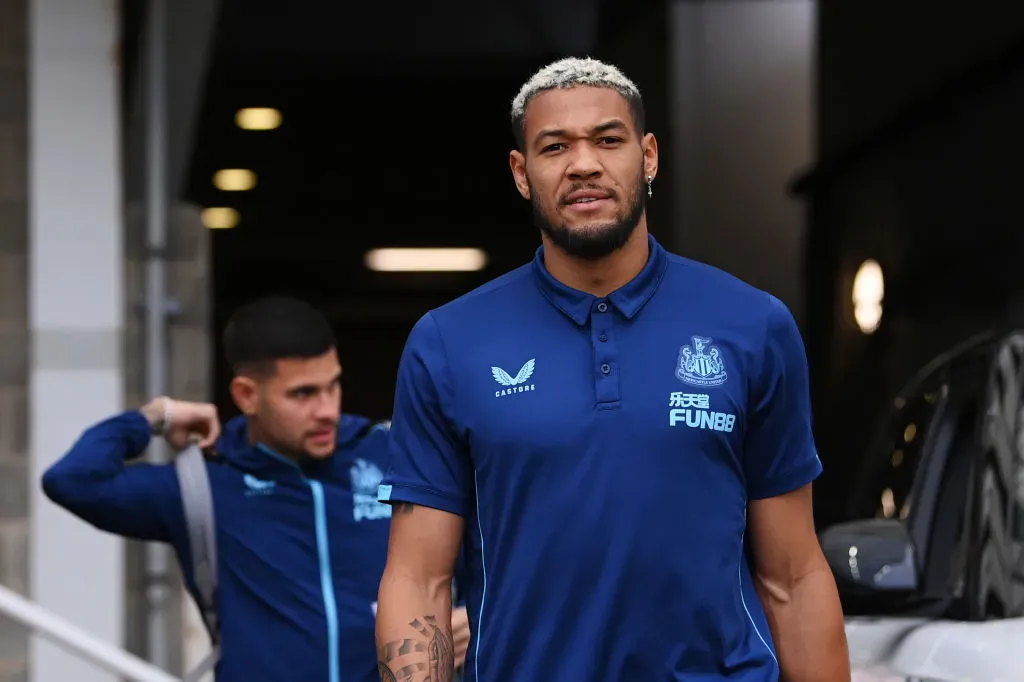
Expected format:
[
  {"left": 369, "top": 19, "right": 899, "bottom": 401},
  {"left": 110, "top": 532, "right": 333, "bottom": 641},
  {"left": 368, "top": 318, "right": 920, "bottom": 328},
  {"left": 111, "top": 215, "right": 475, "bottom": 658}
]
[
  {"left": 663, "top": 252, "right": 779, "bottom": 314},
  {"left": 427, "top": 263, "right": 535, "bottom": 324},
  {"left": 339, "top": 413, "right": 389, "bottom": 445},
  {"left": 334, "top": 417, "right": 392, "bottom": 495},
  {"left": 399, "top": 264, "right": 537, "bottom": 362}
]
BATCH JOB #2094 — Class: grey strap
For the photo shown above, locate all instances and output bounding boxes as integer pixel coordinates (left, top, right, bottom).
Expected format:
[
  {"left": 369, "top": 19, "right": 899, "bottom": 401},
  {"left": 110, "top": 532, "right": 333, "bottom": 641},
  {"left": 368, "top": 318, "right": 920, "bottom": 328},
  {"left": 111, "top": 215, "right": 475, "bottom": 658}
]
[
  {"left": 174, "top": 444, "right": 221, "bottom": 679},
  {"left": 183, "top": 646, "right": 220, "bottom": 682}
]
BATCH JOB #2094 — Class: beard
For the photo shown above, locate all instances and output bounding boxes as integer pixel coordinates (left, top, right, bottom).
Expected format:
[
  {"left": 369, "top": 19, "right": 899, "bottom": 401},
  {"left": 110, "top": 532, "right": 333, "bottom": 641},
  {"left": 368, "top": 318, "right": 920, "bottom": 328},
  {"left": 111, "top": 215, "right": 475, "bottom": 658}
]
[
  {"left": 252, "top": 408, "right": 337, "bottom": 461},
  {"left": 529, "top": 169, "right": 647, "bottom": 260}
]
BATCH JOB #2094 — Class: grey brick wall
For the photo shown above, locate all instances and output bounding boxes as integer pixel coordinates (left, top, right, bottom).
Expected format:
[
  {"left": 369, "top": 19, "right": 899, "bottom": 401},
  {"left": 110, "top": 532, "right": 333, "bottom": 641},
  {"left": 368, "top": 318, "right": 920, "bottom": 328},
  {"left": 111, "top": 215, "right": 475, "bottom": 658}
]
[
  {"left": 0, "top": 2, "right": 213, "bottom": 672},
  {"left": 0, "top": 1, "right": 213, "bottom": 673},
  {"left": 0, "top": 0, "right": 30, "bottom": 680}
]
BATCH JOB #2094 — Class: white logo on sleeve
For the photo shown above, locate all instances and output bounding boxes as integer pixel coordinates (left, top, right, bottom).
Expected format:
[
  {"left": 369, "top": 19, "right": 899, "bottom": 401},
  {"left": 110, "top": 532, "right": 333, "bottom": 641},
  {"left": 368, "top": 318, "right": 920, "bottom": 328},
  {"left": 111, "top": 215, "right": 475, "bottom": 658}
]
[
  {"left": 350, "top": 459, "right": 392, "bottom": 521},
  {"left": 491, "top": 358, "right": 536, "bottom": 398}
]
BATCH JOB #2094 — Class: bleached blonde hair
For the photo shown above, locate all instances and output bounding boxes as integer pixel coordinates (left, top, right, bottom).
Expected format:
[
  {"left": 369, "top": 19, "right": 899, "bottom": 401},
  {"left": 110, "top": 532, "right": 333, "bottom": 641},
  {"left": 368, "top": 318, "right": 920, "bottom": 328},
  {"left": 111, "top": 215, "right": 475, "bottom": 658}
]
[{"left": 510, "top": 57, "right": 645, "bottom": 149}]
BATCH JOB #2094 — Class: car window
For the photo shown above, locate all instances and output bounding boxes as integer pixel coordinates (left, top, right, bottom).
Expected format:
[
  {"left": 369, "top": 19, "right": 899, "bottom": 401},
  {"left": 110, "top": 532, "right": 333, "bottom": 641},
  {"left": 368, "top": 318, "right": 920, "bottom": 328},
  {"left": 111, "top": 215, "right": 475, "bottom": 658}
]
[
  {"left": 922, "top": 401, "right": 977, "bottom": 594},
  {"left": 847, "top": 382, "right": 946, "bottom": 522}
]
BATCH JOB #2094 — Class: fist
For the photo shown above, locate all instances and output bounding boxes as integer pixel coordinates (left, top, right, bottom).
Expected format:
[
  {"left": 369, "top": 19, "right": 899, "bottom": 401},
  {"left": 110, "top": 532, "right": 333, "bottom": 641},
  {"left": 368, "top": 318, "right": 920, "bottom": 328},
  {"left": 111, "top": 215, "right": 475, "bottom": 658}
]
[{"left": 142, "top": 397, "right": 221, "bottom": 450}]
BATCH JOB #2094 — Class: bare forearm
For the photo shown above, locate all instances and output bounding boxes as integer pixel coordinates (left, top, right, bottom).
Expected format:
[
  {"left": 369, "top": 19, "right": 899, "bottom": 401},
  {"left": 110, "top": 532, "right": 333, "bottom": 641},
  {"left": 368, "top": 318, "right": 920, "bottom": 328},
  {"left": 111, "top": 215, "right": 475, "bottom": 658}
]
[
  {"left": 756, "top": 568, "right": 850, "bottom": 682},
  {"left": 376, "top": 573, "right": 454, "bottom": 682}
]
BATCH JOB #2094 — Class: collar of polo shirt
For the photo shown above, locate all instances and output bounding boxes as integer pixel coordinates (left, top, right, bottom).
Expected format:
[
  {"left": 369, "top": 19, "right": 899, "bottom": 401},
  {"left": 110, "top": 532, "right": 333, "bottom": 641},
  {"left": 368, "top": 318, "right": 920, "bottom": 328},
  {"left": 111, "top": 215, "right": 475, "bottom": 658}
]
[{"left": 529, "top": 233, "right": 670, "bottom": 325}]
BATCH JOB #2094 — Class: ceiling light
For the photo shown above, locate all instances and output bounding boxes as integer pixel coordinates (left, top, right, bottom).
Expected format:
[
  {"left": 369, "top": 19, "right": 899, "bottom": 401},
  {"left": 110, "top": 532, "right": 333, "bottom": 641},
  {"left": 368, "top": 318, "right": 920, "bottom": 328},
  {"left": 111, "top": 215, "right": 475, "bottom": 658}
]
[
  {"left": 235, "top": 107, "right": 282, "bottom": 131},
  {"left": 852, "top": 259, "right": 884, "bottom": 334},
  {"left": 213, "top": 168, "right": 257, "bottom": 191},
  {"left": 201, "top": 207, "right": 239, "bottom": 229},
  {"left": 364, "top": 248, "right": 488, "bottom": 272}
]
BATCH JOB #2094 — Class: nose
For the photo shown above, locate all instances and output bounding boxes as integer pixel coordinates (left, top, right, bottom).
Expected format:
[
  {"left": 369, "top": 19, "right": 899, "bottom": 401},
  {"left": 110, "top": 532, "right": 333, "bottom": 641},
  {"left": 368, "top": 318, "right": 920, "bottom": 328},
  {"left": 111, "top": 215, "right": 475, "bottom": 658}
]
[
  {"left": 566, "top": 144, "right": 602, "bottom": 180},
  {"left": 314, "top": 390, "right": 341, "bottom": 420}
]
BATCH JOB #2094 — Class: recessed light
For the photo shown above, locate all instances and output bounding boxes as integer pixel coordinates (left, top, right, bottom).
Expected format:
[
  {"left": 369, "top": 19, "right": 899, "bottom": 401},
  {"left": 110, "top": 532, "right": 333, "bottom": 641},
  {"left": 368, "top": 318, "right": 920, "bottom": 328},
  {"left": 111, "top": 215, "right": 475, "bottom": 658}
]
[
  {"left": 201, "top": 207, "right": 239, "bottom": 229},
  {"left": 235, "top": 107, "right": 281, "bottom": 131},
  {"left": 213, "top": 169, "right": 257, "bottom": 191}
]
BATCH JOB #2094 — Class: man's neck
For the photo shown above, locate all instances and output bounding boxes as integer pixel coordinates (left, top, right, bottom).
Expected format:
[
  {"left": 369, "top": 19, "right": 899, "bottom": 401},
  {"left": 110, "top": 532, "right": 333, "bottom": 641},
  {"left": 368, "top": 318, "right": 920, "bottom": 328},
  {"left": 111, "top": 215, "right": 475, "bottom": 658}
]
[
  {"left": 541, "top": 223, "right": 650, "bottom": 298},
  {"left": 246, "top": 421, "right": 296, "bottom": 460}
]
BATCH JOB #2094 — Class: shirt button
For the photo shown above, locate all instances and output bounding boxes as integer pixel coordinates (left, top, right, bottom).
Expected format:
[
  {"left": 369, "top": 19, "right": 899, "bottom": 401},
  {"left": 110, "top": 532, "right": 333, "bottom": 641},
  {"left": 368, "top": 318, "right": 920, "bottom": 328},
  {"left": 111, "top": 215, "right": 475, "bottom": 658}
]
[
  {"left": 600, "top": 363, "right": 611, "bottom": 375},
  {"left": 599, "top": 333, "right": 608, "bottom": 342},
  {"left": 596, "top": 301, "right": 608, "bottom": 313}
]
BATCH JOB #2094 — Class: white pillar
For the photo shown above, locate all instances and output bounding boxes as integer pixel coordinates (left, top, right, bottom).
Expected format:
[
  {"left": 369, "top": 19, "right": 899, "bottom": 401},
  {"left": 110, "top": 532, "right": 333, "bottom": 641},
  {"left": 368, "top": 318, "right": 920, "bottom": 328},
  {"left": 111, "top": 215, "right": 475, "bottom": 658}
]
[
  {"left": 28, "top": 1, "right": 125, "bottom": 681},
  {"left": 669, "top": 0, "right": 815, "bottom": 320}
]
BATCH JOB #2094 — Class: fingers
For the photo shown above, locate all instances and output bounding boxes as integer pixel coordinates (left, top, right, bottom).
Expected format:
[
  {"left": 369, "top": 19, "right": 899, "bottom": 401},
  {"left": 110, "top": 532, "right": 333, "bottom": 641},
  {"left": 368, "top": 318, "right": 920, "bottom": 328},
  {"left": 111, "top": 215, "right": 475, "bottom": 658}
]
[
  {"left": 198, "top": 402, "right": 221, "bottom": 448},
  {"left": 164, "top": 399, "right": 221, "bottom": 449},
  {"left": 196, "top": 418, "right": 220, "bottom": 449}
]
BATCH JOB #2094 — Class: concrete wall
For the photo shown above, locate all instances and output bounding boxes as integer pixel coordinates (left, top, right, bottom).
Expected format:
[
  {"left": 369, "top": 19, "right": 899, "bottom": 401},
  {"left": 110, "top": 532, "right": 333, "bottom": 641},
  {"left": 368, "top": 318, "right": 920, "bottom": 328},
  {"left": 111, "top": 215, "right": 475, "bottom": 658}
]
[
  {"left": 27, "top": 0, "right": 127, "bottom": 679},
  {"left": 670, "top": 0, "right": 815, "bottom": 321},
  {"left": 0, "top": 0, "right": 30, "bottom": 678},
  {"left": 0, "top": 2, "right": 214, "bottom": 678}
]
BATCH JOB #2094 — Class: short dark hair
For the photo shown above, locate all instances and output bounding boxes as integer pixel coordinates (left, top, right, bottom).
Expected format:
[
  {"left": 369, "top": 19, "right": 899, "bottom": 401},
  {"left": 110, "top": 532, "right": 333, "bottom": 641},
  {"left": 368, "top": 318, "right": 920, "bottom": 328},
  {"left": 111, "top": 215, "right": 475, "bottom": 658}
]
[{"left": 222, "top": 296, "right": 336, "bottom": 377}]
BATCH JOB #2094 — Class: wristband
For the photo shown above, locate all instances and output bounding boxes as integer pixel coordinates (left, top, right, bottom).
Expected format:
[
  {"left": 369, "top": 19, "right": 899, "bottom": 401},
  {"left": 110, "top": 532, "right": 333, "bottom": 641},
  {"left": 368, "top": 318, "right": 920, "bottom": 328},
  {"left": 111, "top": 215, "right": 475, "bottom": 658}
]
[{"left": 148, "top": 397, "right": 172, "bottom": 436}]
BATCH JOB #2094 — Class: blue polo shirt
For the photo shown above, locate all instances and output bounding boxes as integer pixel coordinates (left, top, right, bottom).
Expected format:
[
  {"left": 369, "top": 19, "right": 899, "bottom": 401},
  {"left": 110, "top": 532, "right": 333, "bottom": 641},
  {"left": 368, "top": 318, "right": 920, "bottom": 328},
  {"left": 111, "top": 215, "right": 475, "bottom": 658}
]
[{"left": 379, "top": 234, "right": 822, "bottom": 681}]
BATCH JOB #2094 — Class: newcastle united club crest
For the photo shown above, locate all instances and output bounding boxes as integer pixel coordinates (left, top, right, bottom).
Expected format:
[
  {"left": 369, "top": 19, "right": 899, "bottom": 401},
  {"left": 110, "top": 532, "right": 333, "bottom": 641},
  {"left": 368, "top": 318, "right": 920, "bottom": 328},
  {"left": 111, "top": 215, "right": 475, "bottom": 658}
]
[{"left": 676, "top": 335, "right": 728, "bottom": 387}]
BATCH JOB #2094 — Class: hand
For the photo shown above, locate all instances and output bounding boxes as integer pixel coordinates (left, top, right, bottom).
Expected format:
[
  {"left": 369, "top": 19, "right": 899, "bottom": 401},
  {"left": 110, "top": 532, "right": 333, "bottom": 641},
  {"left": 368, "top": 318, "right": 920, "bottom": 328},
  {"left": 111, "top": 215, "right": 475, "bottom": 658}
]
[
  {"left": 451, "top": 606, "right": 471, "bottom": 669},
  {"left": 141, "top": 397, "right": 221, "bottom": 450}
]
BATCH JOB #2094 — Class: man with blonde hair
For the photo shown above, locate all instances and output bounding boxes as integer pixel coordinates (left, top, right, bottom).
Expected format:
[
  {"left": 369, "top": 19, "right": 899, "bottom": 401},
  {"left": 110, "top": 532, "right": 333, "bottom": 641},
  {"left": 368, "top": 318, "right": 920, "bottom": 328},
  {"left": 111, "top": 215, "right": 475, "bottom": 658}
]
[{"left": 375, "top": 58, "right": 849, "bottom": 682}]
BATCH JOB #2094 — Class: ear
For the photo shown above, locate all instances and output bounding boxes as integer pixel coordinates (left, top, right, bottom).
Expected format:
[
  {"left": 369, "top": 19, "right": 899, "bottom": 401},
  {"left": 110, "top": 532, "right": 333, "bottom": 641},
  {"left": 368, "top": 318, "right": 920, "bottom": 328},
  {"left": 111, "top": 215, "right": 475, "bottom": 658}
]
[
  {"left": 641, "top": 132, "right": 659, "bottom": 182},
  {"left": 230, "top": 376, "right": 260, "bottom": 416},
  {"left": 509, "top": 150, "right": 531, "bottom": 200}
]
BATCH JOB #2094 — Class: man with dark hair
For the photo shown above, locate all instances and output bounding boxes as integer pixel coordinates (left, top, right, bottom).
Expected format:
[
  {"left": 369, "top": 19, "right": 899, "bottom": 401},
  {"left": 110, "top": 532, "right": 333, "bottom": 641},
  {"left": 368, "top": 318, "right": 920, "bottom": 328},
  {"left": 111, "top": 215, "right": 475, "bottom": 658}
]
[
  {"left": 375, "top": 58, "right": 849, "bottom": 682},
  {"left": 43, "top": 295, "right": 469, "bottom": 682}
]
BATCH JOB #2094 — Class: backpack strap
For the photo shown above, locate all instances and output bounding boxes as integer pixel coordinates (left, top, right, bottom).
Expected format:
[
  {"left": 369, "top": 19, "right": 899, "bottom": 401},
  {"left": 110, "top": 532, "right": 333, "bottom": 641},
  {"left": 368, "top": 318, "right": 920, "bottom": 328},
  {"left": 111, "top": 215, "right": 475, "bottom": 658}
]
[{"left": 174, "top": 444, "right": 221, "bottom": 680}]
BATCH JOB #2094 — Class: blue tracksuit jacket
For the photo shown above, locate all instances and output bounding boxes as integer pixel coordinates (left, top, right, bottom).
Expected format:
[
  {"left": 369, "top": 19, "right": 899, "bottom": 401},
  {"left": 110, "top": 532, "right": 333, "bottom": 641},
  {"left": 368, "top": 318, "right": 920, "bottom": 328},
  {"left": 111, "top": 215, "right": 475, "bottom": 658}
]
[{"left": 42, "top": 409, "right": 394, "bottom": 682}]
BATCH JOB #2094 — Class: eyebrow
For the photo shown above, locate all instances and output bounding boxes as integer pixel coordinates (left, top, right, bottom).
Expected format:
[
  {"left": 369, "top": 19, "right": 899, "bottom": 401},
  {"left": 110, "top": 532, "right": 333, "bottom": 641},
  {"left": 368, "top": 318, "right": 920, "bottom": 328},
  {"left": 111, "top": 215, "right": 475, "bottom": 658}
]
[
  {"left": 286, "top": 370, "right": 343, "bottom": 395},
  {"left": 533, "top": 119, "right": 630, "bottom": 146}
]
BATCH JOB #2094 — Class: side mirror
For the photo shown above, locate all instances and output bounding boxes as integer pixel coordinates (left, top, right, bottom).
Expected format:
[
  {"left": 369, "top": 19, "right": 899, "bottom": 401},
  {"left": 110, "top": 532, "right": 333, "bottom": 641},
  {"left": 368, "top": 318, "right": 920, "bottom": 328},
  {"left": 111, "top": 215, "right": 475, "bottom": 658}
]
[{"left": 819, "top": 518, "right": 919, "bottom": 594}]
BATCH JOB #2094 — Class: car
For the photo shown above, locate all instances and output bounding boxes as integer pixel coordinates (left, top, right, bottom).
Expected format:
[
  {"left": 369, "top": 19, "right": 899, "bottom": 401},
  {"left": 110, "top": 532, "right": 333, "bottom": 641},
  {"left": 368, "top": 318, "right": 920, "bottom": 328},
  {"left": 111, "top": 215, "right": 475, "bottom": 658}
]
[{"left": 817, "top": 329, "right": 1024, "bottom": 681}]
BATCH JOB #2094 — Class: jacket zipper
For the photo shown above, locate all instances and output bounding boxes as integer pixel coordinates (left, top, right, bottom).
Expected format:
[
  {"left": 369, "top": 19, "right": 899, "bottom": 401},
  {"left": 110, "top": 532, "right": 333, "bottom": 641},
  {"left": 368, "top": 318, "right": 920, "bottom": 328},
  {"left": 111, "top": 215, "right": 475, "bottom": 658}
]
[
  {"left": 308, "top": 479, "right": 341, "bottom": 682},
  {"left": 256, "top": 445, "right": 341, "bottom": 682}
]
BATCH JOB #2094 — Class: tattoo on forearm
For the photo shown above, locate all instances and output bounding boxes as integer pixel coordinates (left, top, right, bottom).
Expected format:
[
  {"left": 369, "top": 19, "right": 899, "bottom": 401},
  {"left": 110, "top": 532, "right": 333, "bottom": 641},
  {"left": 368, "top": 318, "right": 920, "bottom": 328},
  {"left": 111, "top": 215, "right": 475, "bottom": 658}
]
[
  {"left": 377, "top": 663, "right": 398, "bottom": 682},
  {"left": 377, "top": 616, "right": 454, "bottom": 682},
  {"left": 417, "top": 616, "right": 455, "bottom": 681}
]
